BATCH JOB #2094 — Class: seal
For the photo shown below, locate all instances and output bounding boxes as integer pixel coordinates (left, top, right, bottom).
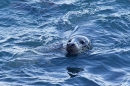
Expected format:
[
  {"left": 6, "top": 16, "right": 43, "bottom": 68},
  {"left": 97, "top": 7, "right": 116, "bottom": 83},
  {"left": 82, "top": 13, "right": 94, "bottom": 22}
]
[{"left": 66, "top": 35, "right": 92, "bottom": 56}]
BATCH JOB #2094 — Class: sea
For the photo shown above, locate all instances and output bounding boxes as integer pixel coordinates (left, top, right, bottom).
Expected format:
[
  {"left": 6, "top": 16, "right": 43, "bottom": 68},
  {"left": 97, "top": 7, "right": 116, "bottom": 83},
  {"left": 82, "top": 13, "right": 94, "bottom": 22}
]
[{"left": 0, "top": 0, "right": 130, "bottom": 86}]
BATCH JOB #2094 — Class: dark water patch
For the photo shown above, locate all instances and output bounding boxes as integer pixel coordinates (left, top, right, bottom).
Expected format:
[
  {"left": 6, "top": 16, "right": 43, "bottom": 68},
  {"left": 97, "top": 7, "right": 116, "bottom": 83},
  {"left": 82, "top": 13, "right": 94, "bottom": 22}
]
[
  {"left": 11, "top": 1, "right": 58, "bottom": 16},
  {"left": 100, "top": 54, "right": 129, "bottom": 69},
  {"left": 109, "top": 19, "right": 129, "bottom": 32},
  {"left": 0, "top": 17, "right": 18, "bottom": 27},
  {"left": 0, "top": 68, "right": 39, "bottom": 85},
  {"left": 103, "top": 71, "right": 125, "bottom": 83},
  {"left": 121, "top": 14, "right": 130, "bottom": 23},
  {"left": 15, "top": 41, "right": 42, "bottom": 47},
  {"left": 121, "top": 14, "right": 130, "bottom": 31},
  {"left": 96, "top": 8, "right": 130, "bottom": 31},
  {"left": 11, "top": 2, "right": 47, "bottom": 14},
  {"left": 114, "top": 35, "right": 130, "bottom": 49},
  {"left": 96, "top": 8, "right": 116, "bottom": 16},
  {"left": 81, "top": 54, "right": 129, "bottom": 85},
  {"left": 116, "top": 0, "right": 130, "bottom": 6},
  {"left": 87, "top": 63, "right": 110, "bottom": 75},
  {"left": 0, "top": 0, "right": 10, "bottom": 8},
  {"left": 29, "top": 81, "right": 59, "bottom": 86},
  {"left": 5, "top": 38, "right": 18, "bottom": 43},
  {"left": 10, "top": 1, "right": 82, "bottom": 29},
  {"left": 0, "top": 37, "right": 18, "bottom": 45},
  {"left": 2, "top": 77, "right": 18, "bottom": 83},
  {"left": 5, "top": 60, "right": 26, "bottom": 69},
  {"left": 0, "top": 51, "right": 13, "bottom": 59}
]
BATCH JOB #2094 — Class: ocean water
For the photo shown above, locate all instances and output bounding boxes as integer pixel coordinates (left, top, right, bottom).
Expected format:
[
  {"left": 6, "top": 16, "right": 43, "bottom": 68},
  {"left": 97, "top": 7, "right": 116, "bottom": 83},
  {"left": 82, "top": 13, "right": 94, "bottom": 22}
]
[{"left": 0, "top": 0, "right": 130, "bottom": 86}]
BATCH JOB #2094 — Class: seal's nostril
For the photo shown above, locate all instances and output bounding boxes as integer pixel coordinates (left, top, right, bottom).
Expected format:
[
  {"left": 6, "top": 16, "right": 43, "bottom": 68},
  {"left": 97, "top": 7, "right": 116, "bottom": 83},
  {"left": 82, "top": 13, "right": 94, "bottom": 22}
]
[
  {"left": 67, "top": 43, "right": 75, "bottom": 47},
  {"left": 71, "top": 44, "right": 75, "bottom": 46}
]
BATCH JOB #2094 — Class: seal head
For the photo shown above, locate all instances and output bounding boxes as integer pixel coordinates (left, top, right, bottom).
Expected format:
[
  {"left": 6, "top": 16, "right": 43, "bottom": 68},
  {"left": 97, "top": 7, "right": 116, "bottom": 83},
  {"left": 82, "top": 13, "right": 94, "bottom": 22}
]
[{"left": 66, "top": 35, "right": 92, "bottom": 56}]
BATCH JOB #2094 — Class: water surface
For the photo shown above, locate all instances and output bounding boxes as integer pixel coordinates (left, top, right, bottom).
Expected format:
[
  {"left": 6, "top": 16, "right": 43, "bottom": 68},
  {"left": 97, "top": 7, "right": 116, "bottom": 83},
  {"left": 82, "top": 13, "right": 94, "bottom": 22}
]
[{"left": 0, "top": 0, "right": 130, "bottom": 85}]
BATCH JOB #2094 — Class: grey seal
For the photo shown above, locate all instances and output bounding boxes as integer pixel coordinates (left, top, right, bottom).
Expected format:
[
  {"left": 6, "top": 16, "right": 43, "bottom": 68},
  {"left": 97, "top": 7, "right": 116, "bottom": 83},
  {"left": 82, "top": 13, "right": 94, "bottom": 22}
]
[{"left": 66, "top": 35, "right": 92, "bottom": 56}]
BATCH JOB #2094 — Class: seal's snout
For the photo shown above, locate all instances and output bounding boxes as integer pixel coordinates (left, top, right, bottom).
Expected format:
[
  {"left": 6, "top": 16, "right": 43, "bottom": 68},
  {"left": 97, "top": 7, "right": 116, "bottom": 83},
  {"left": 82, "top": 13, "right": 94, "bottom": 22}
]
[
  {"left": 67, "top": 43, "right": 75, "bottom": 48},
  {"left": 66, "top": 42, "right": 78, "bottom": 55}
]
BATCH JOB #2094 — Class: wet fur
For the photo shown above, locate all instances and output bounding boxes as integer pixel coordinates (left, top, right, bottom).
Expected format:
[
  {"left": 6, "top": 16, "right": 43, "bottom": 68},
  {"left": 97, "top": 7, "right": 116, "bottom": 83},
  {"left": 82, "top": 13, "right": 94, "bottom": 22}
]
[{"left": 65, "top": 35, "right": 92, "bottom": 56}]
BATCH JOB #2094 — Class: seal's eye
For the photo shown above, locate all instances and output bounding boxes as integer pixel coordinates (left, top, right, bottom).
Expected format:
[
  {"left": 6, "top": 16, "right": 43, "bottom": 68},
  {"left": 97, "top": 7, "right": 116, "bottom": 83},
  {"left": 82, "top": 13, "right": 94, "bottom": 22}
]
[{"left": 80, "top": 40, "right": 85, "bottom": 44}]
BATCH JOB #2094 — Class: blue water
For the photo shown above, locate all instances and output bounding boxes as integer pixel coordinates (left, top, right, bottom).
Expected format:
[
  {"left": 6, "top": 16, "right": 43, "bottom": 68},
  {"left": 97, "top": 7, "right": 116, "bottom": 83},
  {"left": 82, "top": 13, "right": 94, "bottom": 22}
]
[{"left": 0, "top": 0, "right": 130, "bottom": 85}]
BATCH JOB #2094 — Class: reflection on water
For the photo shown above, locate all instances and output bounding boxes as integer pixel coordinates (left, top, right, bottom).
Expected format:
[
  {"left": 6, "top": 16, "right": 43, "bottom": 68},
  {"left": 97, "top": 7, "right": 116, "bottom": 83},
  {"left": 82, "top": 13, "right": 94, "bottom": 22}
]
[{"left": 67, "top": 67, "right": 84, "bottom": 77}]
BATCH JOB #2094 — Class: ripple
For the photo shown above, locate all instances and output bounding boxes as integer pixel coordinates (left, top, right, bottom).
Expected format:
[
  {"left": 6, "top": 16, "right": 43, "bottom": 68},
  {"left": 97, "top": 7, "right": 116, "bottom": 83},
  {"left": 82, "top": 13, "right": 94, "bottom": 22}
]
[
  {"left": 63, "top": 76, "right": 100, "bottom": 86},
  {"left": 0, "top": 0, "right": 130, "bottom": 85},
  {"left": 0, "top": 0, "right": 10, "bottom": 8},
  {"left": 15, "top": 41, "right": 42, "bottom": 47},
  {"left": 0, "top": 51, "right": 14, "bottom": 62}
]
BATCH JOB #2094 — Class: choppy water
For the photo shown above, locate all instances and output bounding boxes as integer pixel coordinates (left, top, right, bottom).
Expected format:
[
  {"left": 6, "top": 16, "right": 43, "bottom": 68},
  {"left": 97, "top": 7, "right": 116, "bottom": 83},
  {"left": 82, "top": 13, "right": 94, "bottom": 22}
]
[{"left": 0, "top": 0, "right": 130, "bottom": 85}]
